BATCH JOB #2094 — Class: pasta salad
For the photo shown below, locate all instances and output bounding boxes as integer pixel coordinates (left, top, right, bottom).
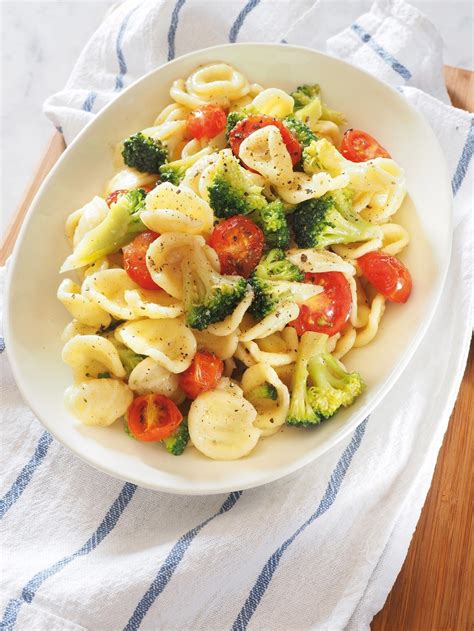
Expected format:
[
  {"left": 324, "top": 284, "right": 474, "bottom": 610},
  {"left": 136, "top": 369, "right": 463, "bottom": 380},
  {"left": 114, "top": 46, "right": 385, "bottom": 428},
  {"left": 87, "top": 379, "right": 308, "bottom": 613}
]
[{"left": 58, "top": 63, "right": 412, "bottom": 461}]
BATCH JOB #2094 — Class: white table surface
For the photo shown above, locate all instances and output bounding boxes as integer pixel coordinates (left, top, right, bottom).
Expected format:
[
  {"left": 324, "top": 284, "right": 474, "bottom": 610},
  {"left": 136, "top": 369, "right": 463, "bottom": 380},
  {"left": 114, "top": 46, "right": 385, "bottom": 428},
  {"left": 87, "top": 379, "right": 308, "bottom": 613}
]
[{"left": 1, "top": 0, "right": 473, "bottom": 231}]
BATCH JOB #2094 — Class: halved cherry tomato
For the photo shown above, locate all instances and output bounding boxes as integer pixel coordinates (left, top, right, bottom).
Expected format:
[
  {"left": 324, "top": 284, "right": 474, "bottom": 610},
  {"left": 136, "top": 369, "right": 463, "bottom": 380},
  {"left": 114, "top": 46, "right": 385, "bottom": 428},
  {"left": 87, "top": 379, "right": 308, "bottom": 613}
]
[
  {"left": 290, "top": 272, "right": 352, "bottom": 336},
  {"left": 178, "top": 351, "right": 224, "bottom": 399},
  {"left": 229, "top": 115, "right": 302, "bottom": 167},
  {"left": 209, "top": 215, "right": 265, "bottom": 277},
  {"left": 106, "top": 189, "right": 129, "bottom": 207},
  {"left": 187, "top": 104, "right": 227, "bottom": 140},
  {"left": 340, "top": 129, "right": 391, "bottom": 162},
  {"left": 357, "top": 251, "right": 412, "bottom": 303},
  {"left": 127, "top": 394, "right": 183, "bottom": 441},
  {"left": 123, "top": 231, "right": 160, "bottom": 290}
]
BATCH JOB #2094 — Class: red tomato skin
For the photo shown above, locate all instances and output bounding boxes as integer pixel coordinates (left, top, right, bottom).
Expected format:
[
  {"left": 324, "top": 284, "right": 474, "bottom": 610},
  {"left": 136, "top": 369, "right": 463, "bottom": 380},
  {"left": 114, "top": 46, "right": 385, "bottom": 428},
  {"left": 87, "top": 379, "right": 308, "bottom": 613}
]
[
  {"left": 178, "top": 351, "right": 224, "bottom": 399},
  {"left": 127, "top": 394, "right": 183, "bottom": 442},
  {"left": 229, "top": 115, "right": 302, "bottom": 167},
  {"left": 357, "top": 251, "right": 412, "bottom": 303},
  {"left": 340, "top": 129, "right": 391, "bottom": 162},
  {"left": 209, "top": 216, "right": 265, "bottom": 278},
  {"left": 106, "top": 189, "right": 129, "bottom": 207},
  {"left": 290, "top": 272, "right": 352, "bottom": 336},
  {"left": 187, "top": 105, "right": 227, "bottom": 140},
  {"left": 123, "top": 231, "right": 161, "bottom": 290}
]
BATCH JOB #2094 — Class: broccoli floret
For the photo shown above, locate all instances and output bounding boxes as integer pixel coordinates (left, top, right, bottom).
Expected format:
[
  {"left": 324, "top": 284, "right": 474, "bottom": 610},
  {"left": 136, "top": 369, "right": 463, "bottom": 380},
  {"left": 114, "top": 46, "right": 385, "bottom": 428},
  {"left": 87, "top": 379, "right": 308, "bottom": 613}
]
[
  {"left": 60, "top": 189, "right": 147, "bottom": 272},
  {"left": 249, "top": 267, "right": 319, "bottom": 319},
  {"left": 286, "top": 332, "right": 323, "bottom": 427},
  {"left": 246, "top": 382, "right": 278, "bottom": 404},
  {"left": 159, "top": 149, "right": 209, "bottom": 186},
  {"left": 124, "top": 419, "right": 135, "bottom": 439},
  {"left": 283, "top": 115, "right": 317, "bottom": 147},
  {"left": 208, "top": 152, "right": 290, "bottom": 248},
  {"left": 290, "top": 84, "right": 346, "bottom": 128},
  {"left": 208, "top": 150, "right": 267, "bottom": 218},
  {"left": 251, "top": 200, "right": 290, "bottom": 249},
  {"left": 291, "top": 189, "right": 380, "bottom": 249},
  {"left": 302, "top": 138, "right": 344, "bottom": 176},
  {"left": 253, "top": 249, "right": 304, "bottom": 282},
  {"left": 182, "top": 244, "right": 249, "bottom": 330},
  {"left": 122, "top": 132, "right": 168, "bottom": 174},
  {"left": 226, "top": 111, "right": 247, "bottom": 139},
  {"left": 162, "top": 418, "right": 189, "bottom": 455},
  {"left": 286, "top": 332, "right": 364, "bottom": 427},
  {"left": 306, "top": 336, "right": 364, "bottom": 419}
]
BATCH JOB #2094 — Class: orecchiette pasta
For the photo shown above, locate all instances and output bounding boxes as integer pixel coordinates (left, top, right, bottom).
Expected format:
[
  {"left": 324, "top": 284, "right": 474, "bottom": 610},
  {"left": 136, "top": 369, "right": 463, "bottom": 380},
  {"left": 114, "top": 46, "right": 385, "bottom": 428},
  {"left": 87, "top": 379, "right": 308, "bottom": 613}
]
[
  {"left": 57, "top": 279, "right": 111, "bottom": 329},
  {"left": 115, "top": 317, "right": 197, "bottom": 373},
  {"left": 64, "top": 379, "right": 133, "bottom": 427},
  {"left": 142, "top": 182, "right": 214, "bottom": 236},
  {"left": 188, "top": 388, "right": 260, "bottom": 460},
  {"left": 239, "top": 126, "right": 294, "bottom": 187},
  {"left": 241, "top": 363, "right": 289, "bottom": 436},
  {"left": 62, "top": 335, "right": 126, "bottom": 382},
  {"left": 128, "top": 357, "right": 184, "bottom": 402},
  {"left": 58, "top": 62, "right": 411, "bottom": 460}
]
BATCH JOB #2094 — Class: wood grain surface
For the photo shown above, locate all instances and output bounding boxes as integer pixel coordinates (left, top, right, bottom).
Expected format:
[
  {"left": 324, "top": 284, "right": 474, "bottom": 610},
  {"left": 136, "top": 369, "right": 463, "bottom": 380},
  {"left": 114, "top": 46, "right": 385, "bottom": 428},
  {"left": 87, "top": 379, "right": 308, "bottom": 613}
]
[{"left": 0, "top": 67, "right": 472, "bottom": 631}]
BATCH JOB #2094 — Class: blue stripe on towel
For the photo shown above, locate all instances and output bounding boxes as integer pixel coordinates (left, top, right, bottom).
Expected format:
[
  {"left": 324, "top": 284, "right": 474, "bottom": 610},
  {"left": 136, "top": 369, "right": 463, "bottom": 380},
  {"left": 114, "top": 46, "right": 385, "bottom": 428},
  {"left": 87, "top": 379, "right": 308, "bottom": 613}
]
[
  {"left": 232, "top": 418, "right": 369, "bottom": 630},
  {"left": 115, "top": 5, "right": 142, "bottom": 91},
  {"left": 81, "top": 91, "right": 97, "bottom": 112},
  {"left": 351, "top": 23, "right": 412, "bottom": 81},
  {"left": 123, "top": 491, "right": 243, "bottom": 631},
  {"left": 0, "top": 337, "right": 5, "bottom": 353},
  {"left": 229, "top": 0, "right": 261, "bottom": 43},
  {"left": 167, "top": 0, "right": 187, "bottom": 61},
  {"left": 452, "top": 118, "right": 474, "bottom": 196},
  {"left": 0, "top": 432, "right": 53, "bottom": 520},
  {"left": 0, "top": 482, "right": 137, "bottom": 630}
]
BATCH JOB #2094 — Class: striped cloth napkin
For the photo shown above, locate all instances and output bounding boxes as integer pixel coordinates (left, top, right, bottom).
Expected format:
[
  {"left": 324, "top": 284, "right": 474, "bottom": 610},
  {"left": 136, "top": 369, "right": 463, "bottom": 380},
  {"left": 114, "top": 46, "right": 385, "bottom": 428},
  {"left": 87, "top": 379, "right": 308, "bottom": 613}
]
[{"left": 2, "top": 1, "right": 472, "bottom": 629}]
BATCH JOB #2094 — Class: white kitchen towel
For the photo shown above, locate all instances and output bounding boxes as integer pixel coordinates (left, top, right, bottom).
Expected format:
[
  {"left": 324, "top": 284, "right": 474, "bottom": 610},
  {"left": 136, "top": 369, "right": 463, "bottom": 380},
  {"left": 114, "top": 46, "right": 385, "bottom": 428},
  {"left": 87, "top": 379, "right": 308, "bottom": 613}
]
[{"left": 1, "top": 1, "right": 472, "bottom": 630}]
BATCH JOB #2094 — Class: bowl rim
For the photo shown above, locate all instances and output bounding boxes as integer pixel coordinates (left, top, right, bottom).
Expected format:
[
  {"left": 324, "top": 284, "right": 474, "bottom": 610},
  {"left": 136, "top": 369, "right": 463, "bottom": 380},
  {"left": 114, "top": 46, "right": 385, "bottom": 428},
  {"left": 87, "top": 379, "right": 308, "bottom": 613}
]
[{"left": 4, "top": 42, "right": 453, "bottom": 494}]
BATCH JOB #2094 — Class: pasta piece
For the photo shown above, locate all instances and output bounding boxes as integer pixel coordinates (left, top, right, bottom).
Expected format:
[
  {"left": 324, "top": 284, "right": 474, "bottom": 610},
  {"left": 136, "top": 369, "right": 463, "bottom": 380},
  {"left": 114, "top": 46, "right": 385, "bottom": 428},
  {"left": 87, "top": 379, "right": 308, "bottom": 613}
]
[
  {"left": 286, "top": 248, "right": 356, "bottom": 276},
  {"left": 239, "top": 302, "right": 300, "bottom": 342},
  {"left": 241, "top": 363, "right": 289, "bottom": 437},
  {"left": 239, "top": 126, "right": 294, "bottom": 187},
  {"left": 128, "top": 357, "right": 184, "bottom": 402},
  {"left": 115, "top": 317, "right": 196, "bottom": 373},
  {"left": 277, "top": 170, "right": 349, "bottom": 204},
  {"left": 141, "top": 182, "right": 214, "bottom": 236},
  {"left": 250, "top": 88, "right": 294, "bottom": 118},
  {"left": 312, "top": 120, "right": 340, "bottom": 145},
  {"left": 64, "top": 379, "right": 133, "bottom": 427},
  {"left": 83, "top": 257, "right": 110, "bottom": 278},
  {"left": 186, "top": 63, "right": 250, "bottom": 107},
  {"left": 353, "top": 294, "right": 386, "bottom": 347},
  {"left": 57, "top": 279, "right": 111, "bottom": 329},
  {"left": 123, "top": 289, "right": 183, "bottom": 319},
  {"left": 154, "top": 102, "right": 191, "bottom": 125},
  {"left": 223, "top": 357, "right": 236, "bottom": 377},
  {"left": 82, "top": 269, "right": 144, "bottom": 320},
  {"left": 331, "top": 236, "right": 383, "bottom": 260},
  {"left": 62, "top": 335, "right": 126, "bottom": 382},
  {"left": 193, "top": 329, "right": 239, "bottom": 360},
  {"left": 61, "top": 320, "right": 98, "bottom": 342},
  {"left": 105, "top": 168, "right": 157, "bottom": 197},
  {"left": 146, "top": 233, "right": 220, "bottom": 299},
  {"left": 238, "top": 326, "right": 299, "bottom": 367},
  {"left": 205, "top": 290, "right": 254, "bottom": 337},
  {"left": 351, "top": 276, "right": 370, "bottom": 329},
  {"left": 170, "top": 78, "right": 207, "bottom": 109},
  {"left": 333, "top": 325, "right": 357, "bottom": 359},
  {"left": 273, "top": 363, "right": 294, "bottom": 389},
  {"left": 180, "top": 152, "right": 220, "bottom": 199},
  {"left": 381, "top": 223, "right": 410, "bottom": 255},
  {"left": 188, "top": 387, "right": 260, "bottom": 460},
  {"left": 65, "top": 196, "right": 109, "bottom": 248}
]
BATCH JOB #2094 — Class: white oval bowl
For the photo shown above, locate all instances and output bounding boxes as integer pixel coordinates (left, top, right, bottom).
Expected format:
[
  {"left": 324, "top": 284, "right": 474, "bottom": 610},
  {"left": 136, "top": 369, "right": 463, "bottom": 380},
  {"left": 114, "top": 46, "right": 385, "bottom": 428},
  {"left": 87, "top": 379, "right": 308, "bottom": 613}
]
[{"left": 5, "top": 44, "right": 452, "bottom": 495}]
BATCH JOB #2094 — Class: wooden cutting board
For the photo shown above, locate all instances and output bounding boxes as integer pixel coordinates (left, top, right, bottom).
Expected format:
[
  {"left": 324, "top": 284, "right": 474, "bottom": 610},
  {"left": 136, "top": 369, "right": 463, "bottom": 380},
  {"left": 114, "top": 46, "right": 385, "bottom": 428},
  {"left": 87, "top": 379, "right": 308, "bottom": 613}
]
[{"left": 0, "top": 66, "right": 472, "bottom": 631}]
